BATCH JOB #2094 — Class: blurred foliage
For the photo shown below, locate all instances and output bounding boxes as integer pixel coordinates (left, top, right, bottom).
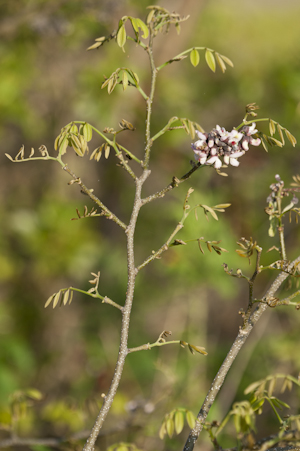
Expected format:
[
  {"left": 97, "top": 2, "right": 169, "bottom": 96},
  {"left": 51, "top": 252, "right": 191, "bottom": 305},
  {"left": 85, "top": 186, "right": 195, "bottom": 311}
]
[{"left": 1, "top": 0, "right": 300, "bottom": 450}]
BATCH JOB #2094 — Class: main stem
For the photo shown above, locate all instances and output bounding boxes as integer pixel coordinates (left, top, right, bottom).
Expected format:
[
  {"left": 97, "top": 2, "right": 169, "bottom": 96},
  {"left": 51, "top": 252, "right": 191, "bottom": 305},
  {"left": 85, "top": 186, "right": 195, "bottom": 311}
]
[
  {"left": 183, "top": 256, "right": 300, "bottom": 451},
  {"left": 83, "top": 170, "right": 150, "bottom": 451},
  {"left": 84, "top": 28, "right": 157, "bottom": 451}
]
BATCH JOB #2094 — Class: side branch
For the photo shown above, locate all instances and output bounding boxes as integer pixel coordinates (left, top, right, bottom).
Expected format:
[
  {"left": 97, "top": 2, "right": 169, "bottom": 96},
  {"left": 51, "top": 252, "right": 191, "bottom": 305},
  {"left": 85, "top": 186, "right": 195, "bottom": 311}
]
[
  {"left": 183, "top": 255, "right": 300, "bottom": 451},
  {"left": 63, "top": 165, "right": 127, "bottom": 230},
  {"left": 142, "top": 163, "right": 203, "bottom": 205},
  {"left": 137, "top": 223, "right": 183, "bottom": 271}
]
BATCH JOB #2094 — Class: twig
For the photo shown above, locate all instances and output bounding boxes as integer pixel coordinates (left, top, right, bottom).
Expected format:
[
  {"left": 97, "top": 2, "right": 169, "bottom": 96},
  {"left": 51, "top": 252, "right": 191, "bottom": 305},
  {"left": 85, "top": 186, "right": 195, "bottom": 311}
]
[
  {"left": 63, "top": 165, "right": 127, "bottom": 230},
  {"left": 141, "top": 163, "right": 203, "bottom": 205}
]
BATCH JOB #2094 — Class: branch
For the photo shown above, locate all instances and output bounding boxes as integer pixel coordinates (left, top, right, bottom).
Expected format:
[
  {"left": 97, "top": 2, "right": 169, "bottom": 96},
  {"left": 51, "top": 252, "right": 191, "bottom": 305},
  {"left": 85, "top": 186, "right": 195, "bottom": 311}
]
[
  {"left": 143, "top": 28, "right": 157, "bottom": 168},
  {"left": 141, "top": 163, "right": 203, "bottom": 205},
  {"left": 63, "top": 165, "right": 127, "bottom": 230},
  {"left": 182, "top": 255, "right": 300, "bottom": 451}
]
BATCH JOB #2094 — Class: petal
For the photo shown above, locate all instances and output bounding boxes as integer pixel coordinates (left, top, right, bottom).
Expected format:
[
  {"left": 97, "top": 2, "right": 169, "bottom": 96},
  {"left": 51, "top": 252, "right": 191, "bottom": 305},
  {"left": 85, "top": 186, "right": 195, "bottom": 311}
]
[
  {"left": 230, "top": 151, "right": 244, "bottom": 158},
  {"left": 241, "top": 139, "right": 249, "bottom": 150},
  {"left": 249, "top": 138, "right": 261, "bottom": 146},
  {"left": 195, "top": 130, "right": 207, "bottom": 141},
  {"left": 229, "top": 158, "right": 240, "bottom": 167}
]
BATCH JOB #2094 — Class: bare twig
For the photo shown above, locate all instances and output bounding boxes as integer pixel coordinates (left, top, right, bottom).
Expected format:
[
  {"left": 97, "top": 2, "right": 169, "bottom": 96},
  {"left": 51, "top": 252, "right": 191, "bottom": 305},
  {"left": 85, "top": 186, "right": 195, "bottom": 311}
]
[{"left": 63, "top": 165, "right": 127, "bottom": 230}]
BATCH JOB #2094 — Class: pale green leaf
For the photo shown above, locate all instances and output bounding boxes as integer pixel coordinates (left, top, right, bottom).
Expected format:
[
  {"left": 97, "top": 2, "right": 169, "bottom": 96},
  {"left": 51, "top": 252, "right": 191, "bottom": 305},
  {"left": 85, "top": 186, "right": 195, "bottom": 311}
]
[
  {"left": 215, "top": 53, "right": 226, "bottom": 73},
  {"left": 205, "top": 49, "right": 216, "bottom": 72},
  {"left": 82, "top": 123, "right": 93, "bottom": 142},
  {"left": 104, "top": 144, "right": 110, "bottom": 159},
  {"left": 219, "top": 54, "right": 234, "bottom": 67},
  {"left": 117, "top": 25, "right": 127, "bottom": 48},
  {"left": 285, "top": 129, "right": 297, "bottom": 147},
  {"left": 269, "top": 119, "right": 276, "bottom": 136},
  {"left": 166, "top": 417, "right": 174, "bottom": 438},
  {"left": 26, "top": 389, "right": 43, "bottom": 400},
  {"left": 190, "top": 48, "right": 200, "bottom": 67},
  {"left": 52, "top": 291, "right": 61, "bottom": 308},
  {"left": 174, "top": 410, "right": 184, "bottom": 434},
  {"left": 5, "top": 153, "right": 14, "bottom": 161},
  {"left": 87, "top": 41, "right": 103, "bottom": 51},
  {"left": 63, "top": 289, "right": 70, "bottom": 306},
  {"left": 45, "top": 294, "right": 55, "bottom": 308},
  {"left": 186, "top": 410, "right": 196, "bottom": 429},
  {"left": 159, "top": 422, "right": 166, "bottom": 439},
  {"left": 122, "top": 71, "right": 128, "bottom": 90},
  {"left": 135, "top": 18, "right": 149, "bottom": 38}
]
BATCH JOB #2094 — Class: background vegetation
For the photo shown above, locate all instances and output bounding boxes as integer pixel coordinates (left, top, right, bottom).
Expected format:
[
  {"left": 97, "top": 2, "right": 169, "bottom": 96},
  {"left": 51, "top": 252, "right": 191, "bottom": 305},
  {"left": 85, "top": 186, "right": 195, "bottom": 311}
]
[{"left": 1, "top": 0, "right": 300, "bottom": 449}]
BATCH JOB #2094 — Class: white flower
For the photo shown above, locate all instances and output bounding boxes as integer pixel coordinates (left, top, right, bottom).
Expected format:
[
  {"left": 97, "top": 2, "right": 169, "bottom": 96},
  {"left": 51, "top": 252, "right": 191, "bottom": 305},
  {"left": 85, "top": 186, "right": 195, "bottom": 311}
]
[
  {"left": 227, "top": 130, "right": 243, "bottom": 146},
  {"left": 247, "top": 123, "right": 258, "bottom": 135},
  {"left": 206, "top": 155, "right": 222, "bottom": 169},
  {"left": 195, "top": 130, "right": 207, "bottom": 141},
  {"left": 249, "top": 137, "right": 261, "bottom": 146},
  {"left": 216, "top": 125, "right": 230, "bottom": 140},
  {"left": 193, "top": 149, "right": 208, "bottom": 165},
  {"left": 223, "top": 151, "right": 244, "bottom": 167}
]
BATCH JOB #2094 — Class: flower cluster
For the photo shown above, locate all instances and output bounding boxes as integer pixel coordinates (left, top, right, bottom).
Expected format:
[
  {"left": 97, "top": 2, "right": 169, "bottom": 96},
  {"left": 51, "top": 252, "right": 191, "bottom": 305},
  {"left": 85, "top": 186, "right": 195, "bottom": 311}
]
[{"left": 191, "top": 123, "right": 261, "bottom": 169}]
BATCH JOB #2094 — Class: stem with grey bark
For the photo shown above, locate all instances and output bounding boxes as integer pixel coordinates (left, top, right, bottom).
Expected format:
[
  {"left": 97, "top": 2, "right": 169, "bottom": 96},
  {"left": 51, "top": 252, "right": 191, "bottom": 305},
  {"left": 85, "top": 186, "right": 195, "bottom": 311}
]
[
  {"left": 183, "top": 256, "right": 300, "bottom": 451},
  {"left": 83, "top": 170, "right": 150, "bottom": 451}
]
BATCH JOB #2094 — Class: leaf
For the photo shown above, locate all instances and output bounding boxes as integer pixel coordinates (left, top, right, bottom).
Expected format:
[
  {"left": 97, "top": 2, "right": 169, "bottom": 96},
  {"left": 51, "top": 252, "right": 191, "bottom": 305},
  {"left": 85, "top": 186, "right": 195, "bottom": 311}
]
[
  {"left": 87, "top": 41, "right": 103, "bottom": 50},
  {"left": 107, "top": 76, "right": 118, "bottom": 94},
  {"left": 198, "top": 240, "right": 204, "bottom": 254},
  {"left": 186, "top": 410, "right": 196, "bottom": 429},
  {"left": 190, "top": 48, "right": 200, "bottom": 67},
  {"left": 202, "top": 205, "right": 218, "bottom": 220},
  {"left": 205, "top": 49, "right": 216, "bottom": 72},
  {"left": 175, "top": 410, "right": 184, "bottom": 434},
  {"left": 70, "top": 135, "right": 84, "bottom": 157},
  {"left": 268, "top": 377, "right": 276, "bottom": 397},
  {"left": 58, "top": 135, "right": 68, "bottom": 156},
  {"left": 26, "top": 389, "right": 43, "bottom": 400},
  {"left": 188, "top": 120, "right": 195, "bottom": 139},
  {"left": 166, "top": 416, "right": 174, "bottom": 438},
  {"left": 52, "top": 291, "right": 61, "bottom": 309},
  {"left": 69, "top": 123, "right": 78, "bottom": 134},
  {"left": 5, "top": 153, "right": 14, "bottom": 161},
  {"left": 63, "top": 289, "right": 70, "bottom": 306},
  {"left": 104, "top": 143, "right": 110, "bottom": 159},
  {"left": 269, "top": 119, "right": 276, "bottom": 136},
  {"left": 122, "top": 71, "right": 128, "bottom": 90},
  {"left": 285, "top": 128, "right": 297, "bottom": 147},
  {"left": 277, "top": 124, "right": 285, "bottom": 145},
  {"left": 135, "top": 18, "right": 149, "bottom": 38},
  {"left": 159, "top": 422, "right": 166, "bottom": 439},
  {"left": 44, "top": 294, "right": 55, "bottom": 308},
  {"left": 244, "top": 380, "right": 263, "bottom": 395},
  {"left": 219, "top": 54, "right": 234, "bottom": 67},
  {"left": 117, "top": 25, "right": 127, "bottom": 49},
  {"left": 68, "top": 290, "right": 74, "bottom": 305},
  {"left": 215, "top": 53, "right": 226, "bottom": 73},
  {"left": 82, "top": 123, "right": 93, "bottom": 142}
]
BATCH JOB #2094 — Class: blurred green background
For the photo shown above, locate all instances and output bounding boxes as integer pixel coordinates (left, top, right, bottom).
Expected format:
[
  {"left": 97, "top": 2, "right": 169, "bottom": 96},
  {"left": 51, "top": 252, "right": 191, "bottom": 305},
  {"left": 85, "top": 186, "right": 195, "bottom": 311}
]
[{"left": 1, "top": 0, "right": 300, "bottom": 449}]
